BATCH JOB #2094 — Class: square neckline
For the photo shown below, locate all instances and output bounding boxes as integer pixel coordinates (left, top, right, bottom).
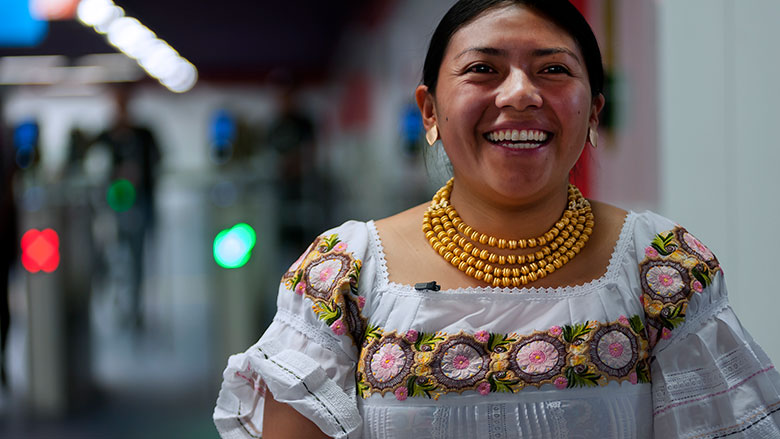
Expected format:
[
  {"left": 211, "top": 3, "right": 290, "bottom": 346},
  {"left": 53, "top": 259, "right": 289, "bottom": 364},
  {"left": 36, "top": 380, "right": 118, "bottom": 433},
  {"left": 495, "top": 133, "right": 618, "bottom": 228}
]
[{"left": 366, "top": 211, "right": 637, "bottom": 296}]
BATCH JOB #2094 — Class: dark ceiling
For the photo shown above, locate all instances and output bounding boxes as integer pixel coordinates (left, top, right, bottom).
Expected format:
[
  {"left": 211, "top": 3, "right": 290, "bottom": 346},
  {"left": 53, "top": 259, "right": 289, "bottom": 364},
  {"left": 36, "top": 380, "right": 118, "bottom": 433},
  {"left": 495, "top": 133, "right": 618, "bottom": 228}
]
[{"left": 0, "top": 0, "right": 395, "bottom": 83}]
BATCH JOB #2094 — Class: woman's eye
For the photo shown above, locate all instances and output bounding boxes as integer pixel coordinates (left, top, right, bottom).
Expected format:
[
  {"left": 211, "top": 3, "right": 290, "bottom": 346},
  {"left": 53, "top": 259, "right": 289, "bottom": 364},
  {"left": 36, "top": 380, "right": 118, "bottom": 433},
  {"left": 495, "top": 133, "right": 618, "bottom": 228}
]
[
  {"left": 542, "top": 65, "right": 571, "bottom": 75},
  {"left": 467, "top": 64, "right": 495, "bottom": 74}
]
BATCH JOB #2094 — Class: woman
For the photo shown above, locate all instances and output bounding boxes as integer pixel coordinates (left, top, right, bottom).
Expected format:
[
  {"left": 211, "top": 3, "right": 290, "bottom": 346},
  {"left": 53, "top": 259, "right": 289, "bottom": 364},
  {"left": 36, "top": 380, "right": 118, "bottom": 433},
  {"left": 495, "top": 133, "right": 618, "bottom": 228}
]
[{"left": 214, "top": 1, "right": 780, "bottom": 437}]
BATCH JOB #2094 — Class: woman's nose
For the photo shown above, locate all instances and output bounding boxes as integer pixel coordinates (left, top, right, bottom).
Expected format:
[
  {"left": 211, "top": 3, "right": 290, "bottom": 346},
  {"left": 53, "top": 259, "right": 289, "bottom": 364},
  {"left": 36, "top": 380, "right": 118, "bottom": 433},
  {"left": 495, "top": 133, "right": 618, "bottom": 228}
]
[{"left": 494, "top": 68, "right": 543, "bottom": 110}]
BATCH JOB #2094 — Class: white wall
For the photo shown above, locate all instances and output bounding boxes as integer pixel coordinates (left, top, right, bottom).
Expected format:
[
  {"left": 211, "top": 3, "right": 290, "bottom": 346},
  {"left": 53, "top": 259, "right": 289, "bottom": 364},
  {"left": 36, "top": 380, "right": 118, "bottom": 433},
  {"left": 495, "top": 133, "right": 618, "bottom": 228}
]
[{"left": 658, "top": 0, "right": 780, "bottom": 362}]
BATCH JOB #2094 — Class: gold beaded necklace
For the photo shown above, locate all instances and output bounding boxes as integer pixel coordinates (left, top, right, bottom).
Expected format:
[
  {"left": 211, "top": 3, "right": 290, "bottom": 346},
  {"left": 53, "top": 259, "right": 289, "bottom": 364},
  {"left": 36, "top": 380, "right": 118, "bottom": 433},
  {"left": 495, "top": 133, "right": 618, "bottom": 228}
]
[{"left": 422, "top": 178, "right": 594, "bottom": 288}]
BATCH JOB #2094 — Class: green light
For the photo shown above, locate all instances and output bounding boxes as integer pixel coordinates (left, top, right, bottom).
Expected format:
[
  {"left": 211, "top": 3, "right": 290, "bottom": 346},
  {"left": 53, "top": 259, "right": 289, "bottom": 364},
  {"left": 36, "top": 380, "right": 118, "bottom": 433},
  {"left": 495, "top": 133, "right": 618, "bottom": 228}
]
[
  {"left": 213, "top": 223, "right": 256, "bottom": 268},
  {"left": 107, "top": 179, "right": 136, "bottom": 212}
]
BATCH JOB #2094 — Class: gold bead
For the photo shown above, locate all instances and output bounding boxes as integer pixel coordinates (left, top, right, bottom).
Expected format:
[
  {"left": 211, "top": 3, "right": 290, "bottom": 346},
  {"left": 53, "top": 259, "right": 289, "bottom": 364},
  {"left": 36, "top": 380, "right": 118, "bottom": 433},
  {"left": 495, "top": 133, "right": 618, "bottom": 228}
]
[
  {"left": 529, "top": 262, "right": 538, "bottom": 272},
  {"left": 425, "top": 230, "right": 435, "bottom": 240},
  {"left": 518, "top": 239, "right": 527, "bottom": 249},
  {"left": 512, "top": 277, "right": 521, "bottom": 287},
  {"left": 484, "top": 273, "right": 494, "bottom": 284},
  {"left": 438, "top": 246, "right": 447, "bottom": 256},
  {"left": 528, "top": 271, "right": 538, "bottom": 282},
  {"left": 463, "top": 242, "right": 474, "bottom": 253},
  {"left": 475, "top": 270, "right": 485, "bottom": 281},
  {"left": 483, "top": 264, "right": 493, "bottom": 274},
  {"left": 535, "top": 251, "right": 544, "bottom": 261},
  {"left": 479, "top": 234, "right": 489, "bottom": 245},
  {"left": 488, "top": 236, "right": 497, "bottom": 247},
  {"left": 475, "top": 260, "right": 485, "bottom": 270},
  {"left": 498, "top": 239, "right": 506, "bottom": 249},
  {"left": 498, "top": 255, "right": 506, "bottom": 265},
  {"left": 488, "top": 253, "right": 498, "bottom": 264},
  {"left": 458, "top": 261, "right": 468, "bottom": 272},
  {"left": 479, "top": 249, "right": 490, "bottom": 260},
  {"left": 471, "top": 231, "right": 480, "bottom": 241},
  {"left": 502, "top": 267, "right": 511, "bottom": 277},
  {"left": 501, "top": 277, "right": 511, "bottom": 287},
  {"left": 492, "top": 277, "right": 502, "bottom": 287},
  {"left": 465, "top": 266, "right": 476, "bottom": 277},
  {"left": 507, "top": 254, "right": 517, "bottom": 264},
  {"left": 512, "top": 268, "right": 520, "bottom": 277},
  {"left": 467, "top": 256, "right": 476, "bottom": 265},
  {"left": 553, "top": 259, "right": 563, "bottom": 269},
  {"left": 444, "top": 252, "right": 454, "bottom": 262},
  {"left": 527, "top": 238, "right": 537, "bottom": 248},
  {"left": 508, "top": 240, "right": 518, "bottom": 249}
]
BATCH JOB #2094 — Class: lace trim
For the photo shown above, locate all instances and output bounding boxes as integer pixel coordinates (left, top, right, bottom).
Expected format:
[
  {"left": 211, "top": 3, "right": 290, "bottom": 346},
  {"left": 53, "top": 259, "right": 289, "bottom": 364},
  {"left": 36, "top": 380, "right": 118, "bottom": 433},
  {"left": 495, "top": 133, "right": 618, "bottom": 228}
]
[
  {"left": 654, "top": 360, "right": 775, "bottom": 415},
  {"left": 366, "top": 211, "right": 637, "bottom": 296},
  {"left": 274, "top": 308, "right": 344, "bottom": 355},
  {"left": 689, "top": 400, "right": 780, "bottom": 439},
  {"left": 547, "top": 400, "right": 569, "bottom": 439},
  {"left": 487, "top": 403, "right": 507, "bottom": 439},
  {"left": 431, "top": 406, "right": 449, "bottom": 439}
]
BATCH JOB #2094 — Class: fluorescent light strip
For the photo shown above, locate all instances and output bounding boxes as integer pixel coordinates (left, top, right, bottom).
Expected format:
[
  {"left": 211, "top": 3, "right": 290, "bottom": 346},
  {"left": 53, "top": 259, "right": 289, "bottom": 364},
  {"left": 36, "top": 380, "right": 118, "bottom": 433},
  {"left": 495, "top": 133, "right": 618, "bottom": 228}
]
[{"left": 76, "top": 0, "right": 197, "bottom": 92}]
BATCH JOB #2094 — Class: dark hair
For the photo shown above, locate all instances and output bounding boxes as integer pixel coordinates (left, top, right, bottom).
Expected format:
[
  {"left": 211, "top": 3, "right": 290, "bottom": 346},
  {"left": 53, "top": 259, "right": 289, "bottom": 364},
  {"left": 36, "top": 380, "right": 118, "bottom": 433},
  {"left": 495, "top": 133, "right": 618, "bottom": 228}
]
[{"left": 422, "top": 0, "right": 604, "bottom": 98}]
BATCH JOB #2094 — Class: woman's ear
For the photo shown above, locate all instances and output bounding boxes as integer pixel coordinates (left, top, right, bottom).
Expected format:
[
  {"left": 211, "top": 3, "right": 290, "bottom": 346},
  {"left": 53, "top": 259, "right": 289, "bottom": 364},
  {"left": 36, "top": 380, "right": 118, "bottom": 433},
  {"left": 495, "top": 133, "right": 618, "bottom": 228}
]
[
  {"left": 589, "top": 93, "right": 606, "bottom": 131},
  {"left": 415, "top": 85, "right": 437, "bottom": 131}
]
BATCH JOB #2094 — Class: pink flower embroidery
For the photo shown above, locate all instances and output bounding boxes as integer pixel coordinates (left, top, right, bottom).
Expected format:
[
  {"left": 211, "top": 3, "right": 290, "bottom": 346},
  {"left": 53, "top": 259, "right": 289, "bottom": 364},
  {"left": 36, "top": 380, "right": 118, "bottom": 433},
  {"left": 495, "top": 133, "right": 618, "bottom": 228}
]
[
  {"left": 692, "top": 280, "right": 703, "bottom": 293},
  {"left": 548, "top": 326, "right": 562, "bottom": 337},
  {"left": 394, "top": 386, "right": 408, "bottom": 401},
  {"left": 441, "top": 343, "right": 484, "bottom": 380},
  {"left": 308, "top": 259, "right": 343, "bottom": 292},
  {"left": 477, "top": 381, "right": 491, "bottom": 395},
  {"left": 405, "top": 329, "right": 419, "bottom": 343},
  {"left": 554, "top": 376, "right": 568, "bottom": 389},
  {"left": 330, "top": 319, "right": 347, "bottom": 336},
  {"left": 357, "top": 296, "right": 366, "bottom": 309},
  {"left": 683, "top": 233, "right": 714, "bottom": 260},
  {"left": 370, "top": 343, "right": 406, "bottom": 383},
  {"left": 661, "top": 327, "right": 672, "bottom": 340},
  {"left": 646, "top": 266, "right": 685, "bottom": 297},
  {"left": 645, "top": 246, "right": 659, "bottom": 258},
  {"left": 618, "top": 315, "right": 630, "bottom": 326},
  {"left": 294, "top": 282, "right": 306, "bottom": 295},
  {"left": 516, "top": 340, "right": 559, "bottom": 374},
  {"left": 629, "top": 371, "right": 638, "bottom": 385},
  {"left": 474, "top": 330, "right": 490, "bottom": 343},
  {"left": 333, "top": 242, "right": 348, "bottom": 253}
]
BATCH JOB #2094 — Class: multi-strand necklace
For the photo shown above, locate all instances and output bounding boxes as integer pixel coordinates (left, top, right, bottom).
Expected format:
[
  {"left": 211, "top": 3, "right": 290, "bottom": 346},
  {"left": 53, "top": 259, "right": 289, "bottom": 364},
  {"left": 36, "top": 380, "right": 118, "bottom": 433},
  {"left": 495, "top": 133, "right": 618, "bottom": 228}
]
[{"left": 422, "top": 178, "right": 594, "bottom": 288}]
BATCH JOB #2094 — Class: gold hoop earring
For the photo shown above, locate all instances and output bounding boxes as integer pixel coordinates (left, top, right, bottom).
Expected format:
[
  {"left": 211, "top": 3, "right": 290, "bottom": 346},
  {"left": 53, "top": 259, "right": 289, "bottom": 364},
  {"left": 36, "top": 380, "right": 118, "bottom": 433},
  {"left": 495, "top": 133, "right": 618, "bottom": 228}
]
[
  {"left": 588, "top": 127, "right": 598, "bottom": 148},
  {"left": 425, "top": 125, "right": 439, "bottom": 146}
]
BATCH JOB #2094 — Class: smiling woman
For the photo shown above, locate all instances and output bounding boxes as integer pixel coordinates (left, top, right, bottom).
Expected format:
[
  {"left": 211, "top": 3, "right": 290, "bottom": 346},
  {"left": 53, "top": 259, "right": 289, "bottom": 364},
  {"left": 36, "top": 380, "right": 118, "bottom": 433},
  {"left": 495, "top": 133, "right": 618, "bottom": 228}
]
[{"left": 213, "top": 1, "right": 780, "bottom": 438}]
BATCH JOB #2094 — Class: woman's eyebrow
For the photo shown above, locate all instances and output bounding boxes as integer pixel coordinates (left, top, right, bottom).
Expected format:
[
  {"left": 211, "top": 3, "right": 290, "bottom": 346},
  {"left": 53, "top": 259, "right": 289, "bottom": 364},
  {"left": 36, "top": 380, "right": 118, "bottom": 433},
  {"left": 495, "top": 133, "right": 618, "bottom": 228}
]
[
  {"left": 454, "top": 46, "right": 582, "bottom": 66},
  {"left": 532, "top": 47, "right": 583, "bottom": 65},
  {"left": 454, "top": 47, "right": 507, "bottom": 59}
]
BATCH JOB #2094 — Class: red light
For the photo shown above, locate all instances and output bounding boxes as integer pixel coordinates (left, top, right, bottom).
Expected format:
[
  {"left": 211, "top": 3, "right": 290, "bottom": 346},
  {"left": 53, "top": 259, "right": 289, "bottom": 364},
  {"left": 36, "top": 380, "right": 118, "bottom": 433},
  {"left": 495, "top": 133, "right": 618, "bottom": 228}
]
[{"left": 21, "top": 228, "right": 60, "bottom": 273}]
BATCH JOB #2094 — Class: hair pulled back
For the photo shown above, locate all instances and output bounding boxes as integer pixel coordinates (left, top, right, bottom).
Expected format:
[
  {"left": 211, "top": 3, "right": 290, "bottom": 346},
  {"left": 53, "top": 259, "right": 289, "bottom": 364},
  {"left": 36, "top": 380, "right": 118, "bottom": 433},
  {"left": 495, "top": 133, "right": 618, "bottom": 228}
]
[{"left": 422, "top": 0, "right": 604, "bottom": 98}]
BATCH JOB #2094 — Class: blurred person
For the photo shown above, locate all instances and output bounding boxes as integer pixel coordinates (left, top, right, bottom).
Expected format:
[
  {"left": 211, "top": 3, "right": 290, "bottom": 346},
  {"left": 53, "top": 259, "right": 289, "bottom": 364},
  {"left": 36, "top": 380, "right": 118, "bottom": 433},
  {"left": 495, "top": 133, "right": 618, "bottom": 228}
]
[
  {"left": 91, "top": 85, "right": 161, "bottom": 329},
  {"left": 267, "top": 83, "right": 319, "bottom": 256},
  {"left": 0, "top": 119, "right": 17, "bottom": 389},
  {"left": 214, "top": 1, "right": 780, "bottom": 438}
]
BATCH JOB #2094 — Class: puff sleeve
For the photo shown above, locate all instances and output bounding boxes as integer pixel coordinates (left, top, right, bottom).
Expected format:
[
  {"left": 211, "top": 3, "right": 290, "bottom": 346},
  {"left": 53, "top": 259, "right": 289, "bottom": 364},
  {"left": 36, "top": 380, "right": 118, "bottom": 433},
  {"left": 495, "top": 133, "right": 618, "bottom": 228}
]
[
  {"left": 635, "top": 214, "right": 780, "bottom": 438},
  {"left": 213, "top": 221, "right": 372, "bottom": 439}
]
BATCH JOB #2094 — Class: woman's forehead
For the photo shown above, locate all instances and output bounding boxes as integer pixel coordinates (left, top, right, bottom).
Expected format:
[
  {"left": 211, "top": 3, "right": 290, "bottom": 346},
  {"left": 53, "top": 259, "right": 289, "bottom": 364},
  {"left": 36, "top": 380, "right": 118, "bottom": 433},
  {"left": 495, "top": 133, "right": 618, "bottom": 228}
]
[{"left": 445, "top": 4, "right": 581, "bottom": 61}]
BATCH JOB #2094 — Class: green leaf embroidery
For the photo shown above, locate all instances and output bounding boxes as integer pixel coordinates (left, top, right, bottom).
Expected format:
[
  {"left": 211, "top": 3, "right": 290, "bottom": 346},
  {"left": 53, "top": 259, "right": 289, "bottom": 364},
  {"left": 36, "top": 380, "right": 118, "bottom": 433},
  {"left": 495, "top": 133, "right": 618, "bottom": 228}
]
[
  {"left": 314, "top": 301, "right": 341, "bottom": 325},
  {"left": 691, "top": 265, "right": 712, "bottom": 288},
  {"left": 565, "top": 366, "right": 601, "bottom": 388},
  {"left": 356, "top": 376, "right": 370, "bottom": 398},
  {"left": 628, "top": 315, "right": 645, "bottom": 335},
  {"left": 321, "top": 234, "right": 340, "bottom": 252},
  {"left": 659, "top": 304, "right": 686, "bottom": 330},
  {"left": 406, "top": 375, "right": 436, "bottom": 398},
  {"left": 487, "top": 373, "right": 520, "bottom": 393},
  {"left": 487, "top": 333, "right": 516, "bottom": 352},
  {"left": 636, "top": 361, "right": 651, "bottom": 384},
  {"left": 562, "top": 322, "right": 592, "bottom": 344},
  {"left": 414, "top": 332, "right": 444, "bottom": 351},
  {"left": 349, "top": 262, "right": 361, "bottom": 294},
  {"left": 651, "top": 232, "right": 677, "bottom": 256},
  {"left": 363, "top": 324, "right": 383, "bottom": 342}
]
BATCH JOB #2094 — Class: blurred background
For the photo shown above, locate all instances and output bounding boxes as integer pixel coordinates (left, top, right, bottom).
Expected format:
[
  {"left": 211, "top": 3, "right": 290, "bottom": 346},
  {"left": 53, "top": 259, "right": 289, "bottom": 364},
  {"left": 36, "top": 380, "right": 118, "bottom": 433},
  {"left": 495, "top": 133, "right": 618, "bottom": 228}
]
[{"left": 0, "top": 0, "right": 778, "bottom": 437}]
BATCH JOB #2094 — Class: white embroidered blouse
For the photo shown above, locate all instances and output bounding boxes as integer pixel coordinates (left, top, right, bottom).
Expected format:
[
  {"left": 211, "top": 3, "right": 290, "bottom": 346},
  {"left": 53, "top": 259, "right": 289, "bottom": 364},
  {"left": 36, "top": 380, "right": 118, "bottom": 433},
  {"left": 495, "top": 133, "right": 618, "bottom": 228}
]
[{"left": 213, "top": 211, "right": 780, "bottom": 439}]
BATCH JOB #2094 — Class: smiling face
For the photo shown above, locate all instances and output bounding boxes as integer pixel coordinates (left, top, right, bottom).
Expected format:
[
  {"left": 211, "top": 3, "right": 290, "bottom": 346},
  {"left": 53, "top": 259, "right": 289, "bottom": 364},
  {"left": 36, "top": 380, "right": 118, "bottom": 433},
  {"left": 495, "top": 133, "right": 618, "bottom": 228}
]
[{"left": 417, "top": 4, "right": 604, "bottom": 208}]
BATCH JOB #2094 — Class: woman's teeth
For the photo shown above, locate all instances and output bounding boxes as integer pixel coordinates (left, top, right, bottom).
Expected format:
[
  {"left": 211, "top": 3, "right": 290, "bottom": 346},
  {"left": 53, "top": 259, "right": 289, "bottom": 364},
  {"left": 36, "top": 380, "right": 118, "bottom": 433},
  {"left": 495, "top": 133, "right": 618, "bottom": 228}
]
[{"left": 486, "top": 129, "right": 548, "bottom": 148}]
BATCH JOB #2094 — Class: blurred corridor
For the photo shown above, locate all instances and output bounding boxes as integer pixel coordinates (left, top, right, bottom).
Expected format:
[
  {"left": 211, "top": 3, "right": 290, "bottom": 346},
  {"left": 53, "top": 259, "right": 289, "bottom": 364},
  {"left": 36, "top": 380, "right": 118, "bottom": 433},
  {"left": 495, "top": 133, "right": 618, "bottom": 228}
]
[{"left": 2, "top": 0, "right": 780, "bottom": 438}]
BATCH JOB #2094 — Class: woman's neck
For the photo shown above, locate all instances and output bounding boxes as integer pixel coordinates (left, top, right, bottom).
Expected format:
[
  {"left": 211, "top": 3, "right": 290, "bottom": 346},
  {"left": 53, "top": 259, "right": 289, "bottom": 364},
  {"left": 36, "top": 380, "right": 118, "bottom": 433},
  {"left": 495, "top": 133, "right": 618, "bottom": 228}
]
[{"left": 447, "top": 179, "right": 571, "bottom": 240}]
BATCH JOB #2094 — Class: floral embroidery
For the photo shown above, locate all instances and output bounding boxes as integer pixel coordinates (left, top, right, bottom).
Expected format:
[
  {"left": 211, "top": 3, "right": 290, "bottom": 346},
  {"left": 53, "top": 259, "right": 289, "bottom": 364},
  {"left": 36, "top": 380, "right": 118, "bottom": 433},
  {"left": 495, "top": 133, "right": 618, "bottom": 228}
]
[
  {"left": 639, "top": 227, "right": 722, "bottom": 349},
  {"left": 282, "top": 233, "right": 366, "bottom": 345},
  {"left": 356, "top": 315, "right": 650, "bottom": 400}
]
